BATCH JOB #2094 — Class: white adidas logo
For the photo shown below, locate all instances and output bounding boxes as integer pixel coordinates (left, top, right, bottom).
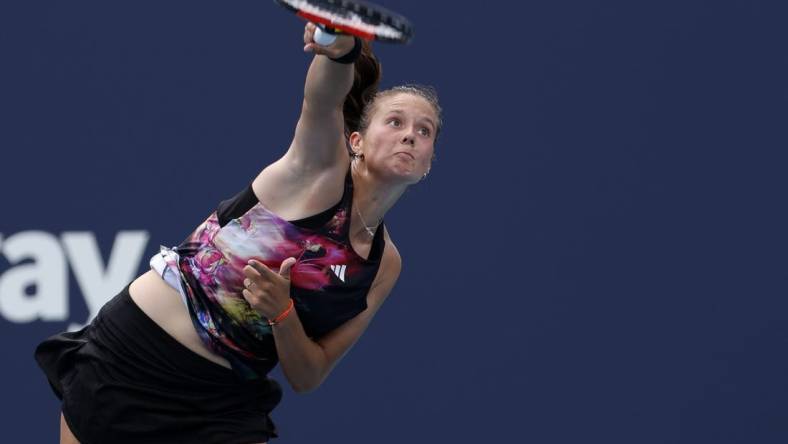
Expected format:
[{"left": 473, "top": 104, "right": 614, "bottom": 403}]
[{"left": 329, "top": 264, "right": 347, "bottom": 282}]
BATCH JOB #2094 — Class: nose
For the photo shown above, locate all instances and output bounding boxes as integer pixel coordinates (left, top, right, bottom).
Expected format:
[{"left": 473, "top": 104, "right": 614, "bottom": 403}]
[{"left": 401, "top": 130, "right": 415, "bottom": 146}]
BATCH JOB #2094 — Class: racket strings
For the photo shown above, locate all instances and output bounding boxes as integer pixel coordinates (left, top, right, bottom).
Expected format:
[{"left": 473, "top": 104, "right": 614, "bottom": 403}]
[{"left": 276, "top": 0, "right": 413, "bottom": 42}]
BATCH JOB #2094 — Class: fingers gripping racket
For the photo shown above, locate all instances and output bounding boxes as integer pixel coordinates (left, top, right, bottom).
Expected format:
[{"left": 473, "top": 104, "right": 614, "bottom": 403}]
[{"left": 274, "top": 0, "right": 414, "bottom": 45}]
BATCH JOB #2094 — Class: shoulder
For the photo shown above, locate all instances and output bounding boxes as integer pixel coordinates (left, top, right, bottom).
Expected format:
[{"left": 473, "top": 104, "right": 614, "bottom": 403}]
[
  {"left": 373, "top": 226, "right": 402, "bottom": 292},
  {"left": 251, "top": 157, "right": 349, "bottom": 220},
  {"left": 383, "top": 225, "right": 401, "bottom": 268},
  {"left": 358, "top": 226, "right": 400, "bottom": 315}
]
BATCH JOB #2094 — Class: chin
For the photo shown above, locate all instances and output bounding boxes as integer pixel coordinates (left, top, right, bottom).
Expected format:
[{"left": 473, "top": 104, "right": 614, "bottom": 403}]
[
  {"left": 375, "top": 160, "right": 423, "bottom": 184},
  {"left": 394, "top": 167, "right": 422, "bottom": 183},
  {"left": 378, "top": 170, "right": 419, "bottom": 186}
]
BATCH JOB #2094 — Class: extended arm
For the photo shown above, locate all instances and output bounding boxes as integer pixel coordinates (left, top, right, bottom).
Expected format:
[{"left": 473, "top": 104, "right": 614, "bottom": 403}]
[
  {"left": 286, "top": 23, "right": 357, "bottom": 169},
  {"left": 252, "top": 23, "right": 360, "bottom": 216}
]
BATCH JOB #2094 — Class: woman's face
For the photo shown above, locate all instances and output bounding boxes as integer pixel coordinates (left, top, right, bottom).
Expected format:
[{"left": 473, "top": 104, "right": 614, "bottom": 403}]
[{"left": 351, "top": 93, "right": 437, "bottom": 184}]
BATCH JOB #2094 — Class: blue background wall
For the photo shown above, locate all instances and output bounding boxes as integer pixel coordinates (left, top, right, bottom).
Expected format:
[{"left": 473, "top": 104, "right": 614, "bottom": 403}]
[{"left": 2, "top": 1, "right": 787, "bottom": 442}]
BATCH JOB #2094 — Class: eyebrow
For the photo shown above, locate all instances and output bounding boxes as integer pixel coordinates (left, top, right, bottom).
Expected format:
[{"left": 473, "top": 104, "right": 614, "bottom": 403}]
[{"left": 385, "top": 109, "right": 437, "bottom": 131}]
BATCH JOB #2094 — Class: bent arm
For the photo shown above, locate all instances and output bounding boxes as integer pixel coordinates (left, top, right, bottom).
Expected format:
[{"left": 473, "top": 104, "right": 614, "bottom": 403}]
[{"left": 272, "top": 242, "right": 402, "bottom": 393}]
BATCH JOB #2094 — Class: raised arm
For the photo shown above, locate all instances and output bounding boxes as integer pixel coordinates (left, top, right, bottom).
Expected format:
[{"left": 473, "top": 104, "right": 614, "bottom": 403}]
[
  {"left": 252, "top": 23, "right": 364, "bottom": 217},
  {"left": 286, "top": 23, "right": 357, "bottom": 170}
]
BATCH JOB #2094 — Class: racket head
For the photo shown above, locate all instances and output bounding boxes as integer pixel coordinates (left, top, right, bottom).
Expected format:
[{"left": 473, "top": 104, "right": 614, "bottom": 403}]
[{"left": 274, "top": 0, "right": 414, "bottom": 43}]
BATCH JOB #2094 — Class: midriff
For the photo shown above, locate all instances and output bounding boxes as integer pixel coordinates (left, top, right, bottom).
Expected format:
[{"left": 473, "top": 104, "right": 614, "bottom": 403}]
[{"left": 128, "top": 270, "right": 232, "bottom": 369}]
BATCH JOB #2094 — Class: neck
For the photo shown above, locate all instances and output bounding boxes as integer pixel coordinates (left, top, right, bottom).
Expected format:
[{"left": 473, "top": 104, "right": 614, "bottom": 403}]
[{"left": 350, "top": 160, "right": 408, "bottom": 237}]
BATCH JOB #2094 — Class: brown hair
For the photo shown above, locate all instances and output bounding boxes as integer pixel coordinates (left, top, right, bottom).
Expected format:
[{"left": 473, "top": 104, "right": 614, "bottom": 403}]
[{"left": 343, "top": 40, "right": 382, "bottom": 137}]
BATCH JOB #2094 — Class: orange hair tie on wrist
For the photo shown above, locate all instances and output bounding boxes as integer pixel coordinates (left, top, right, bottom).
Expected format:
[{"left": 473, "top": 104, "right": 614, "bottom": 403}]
[{"left": 268, "top": 299, "right": 295, "bottom": 326}]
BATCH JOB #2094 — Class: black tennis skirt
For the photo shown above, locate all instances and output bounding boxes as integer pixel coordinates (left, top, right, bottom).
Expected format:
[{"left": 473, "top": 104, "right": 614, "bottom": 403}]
[{"left": 34, "top": 283, "right": 282, "bottom": 444}]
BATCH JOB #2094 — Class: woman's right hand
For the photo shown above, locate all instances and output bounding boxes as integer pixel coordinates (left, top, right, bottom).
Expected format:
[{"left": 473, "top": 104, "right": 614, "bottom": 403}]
[{"left": 302, "top": 22, "right": 357, "bottom": 59}]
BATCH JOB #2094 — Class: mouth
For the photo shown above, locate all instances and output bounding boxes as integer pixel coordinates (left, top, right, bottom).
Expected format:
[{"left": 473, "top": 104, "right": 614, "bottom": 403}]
[{"left": 395, "top": 152, "right": 415, "bottom": 160}]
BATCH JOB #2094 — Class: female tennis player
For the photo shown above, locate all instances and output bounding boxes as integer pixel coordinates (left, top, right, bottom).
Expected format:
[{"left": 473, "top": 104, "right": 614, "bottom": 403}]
[{"left": 35, "top": 20, "right": 442, "bottom": 444}]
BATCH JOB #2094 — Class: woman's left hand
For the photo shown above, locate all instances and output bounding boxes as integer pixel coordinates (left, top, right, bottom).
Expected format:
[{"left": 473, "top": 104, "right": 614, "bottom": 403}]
[{"left": 242, "top": 258, "right": 298, "bottom": 320}]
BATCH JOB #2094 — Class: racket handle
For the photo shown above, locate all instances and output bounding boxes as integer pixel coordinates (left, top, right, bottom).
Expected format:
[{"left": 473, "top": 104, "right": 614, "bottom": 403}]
[{"left": 314, "top": 26, "right": 337, "bottom": 46}]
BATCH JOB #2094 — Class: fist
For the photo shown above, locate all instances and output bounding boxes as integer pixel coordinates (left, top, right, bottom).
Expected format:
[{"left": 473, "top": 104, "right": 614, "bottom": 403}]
[
  {"left": 241, "top": 257, "right": 297, "bottom": 320},
  {"left": 302, "top": 22, "right": 356, "bottom": 59}
]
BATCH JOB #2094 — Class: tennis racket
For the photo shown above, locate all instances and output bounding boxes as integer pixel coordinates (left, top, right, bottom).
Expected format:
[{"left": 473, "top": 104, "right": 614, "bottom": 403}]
[{"left": 273, "top": 0, "right": 414, "bottom": 45}]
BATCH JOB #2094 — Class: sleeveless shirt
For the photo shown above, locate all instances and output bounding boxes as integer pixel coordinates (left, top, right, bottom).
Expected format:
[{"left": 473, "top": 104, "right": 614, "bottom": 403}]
[{"left": 151, "top": 165, "right": 385, "bottom": 379}]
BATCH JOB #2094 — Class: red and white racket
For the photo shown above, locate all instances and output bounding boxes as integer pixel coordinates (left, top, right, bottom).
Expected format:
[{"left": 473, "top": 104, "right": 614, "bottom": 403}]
[{"left": 274, "top": 0, "right": 414, "bottom": 45}]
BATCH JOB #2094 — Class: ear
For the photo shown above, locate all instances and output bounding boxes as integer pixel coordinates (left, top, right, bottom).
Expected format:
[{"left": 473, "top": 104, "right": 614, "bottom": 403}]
[{"left": 349, "top": 131, "right": 363, "bottom": 157}]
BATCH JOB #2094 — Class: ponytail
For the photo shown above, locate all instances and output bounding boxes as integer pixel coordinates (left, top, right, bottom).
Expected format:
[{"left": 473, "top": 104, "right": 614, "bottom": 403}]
[{"left": 342, "top": 40, "right": 381, "bottom": 138}]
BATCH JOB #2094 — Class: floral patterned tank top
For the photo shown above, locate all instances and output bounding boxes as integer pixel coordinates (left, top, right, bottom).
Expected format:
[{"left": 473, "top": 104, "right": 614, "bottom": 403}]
[{"left": 153, "top": 165, "right": 385, "bottom": 379}]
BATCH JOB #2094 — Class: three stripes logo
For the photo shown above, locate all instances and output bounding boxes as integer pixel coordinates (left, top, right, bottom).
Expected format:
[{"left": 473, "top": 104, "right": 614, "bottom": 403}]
[{"left": 329, "top": 264, "right": 347, "bottom": 282}]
